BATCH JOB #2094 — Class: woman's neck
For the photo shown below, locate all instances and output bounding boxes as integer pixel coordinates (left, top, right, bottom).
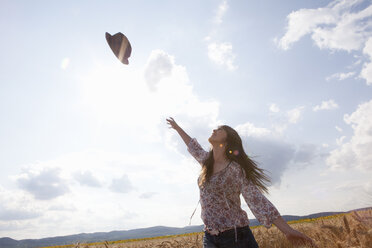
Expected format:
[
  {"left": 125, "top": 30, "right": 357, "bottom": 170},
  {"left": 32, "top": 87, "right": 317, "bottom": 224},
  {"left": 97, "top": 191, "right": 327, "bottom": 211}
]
[{"left": 212, "top": 144, "right": 229, "bottom": 164}]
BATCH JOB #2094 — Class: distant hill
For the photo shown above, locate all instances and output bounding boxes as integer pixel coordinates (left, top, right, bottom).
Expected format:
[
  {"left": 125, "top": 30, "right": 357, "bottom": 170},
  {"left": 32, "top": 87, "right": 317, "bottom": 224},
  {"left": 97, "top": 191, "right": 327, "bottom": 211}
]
[{"left": 1, "top": 206, "right": 371, "bottom": 248}]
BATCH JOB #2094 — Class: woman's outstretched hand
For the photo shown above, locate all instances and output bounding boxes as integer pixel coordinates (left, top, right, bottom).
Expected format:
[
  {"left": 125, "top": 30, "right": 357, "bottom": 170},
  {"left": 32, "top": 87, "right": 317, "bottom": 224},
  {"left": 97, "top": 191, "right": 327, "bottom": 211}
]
[
  {"left": 166, "top": 117, "right": 180, "bottom": 130},
  {"left": 285, "top": 228, "right": 318, "bottom": 247},
  {"left": 166, "top": 117, "right": 191, "bottom": 146}
]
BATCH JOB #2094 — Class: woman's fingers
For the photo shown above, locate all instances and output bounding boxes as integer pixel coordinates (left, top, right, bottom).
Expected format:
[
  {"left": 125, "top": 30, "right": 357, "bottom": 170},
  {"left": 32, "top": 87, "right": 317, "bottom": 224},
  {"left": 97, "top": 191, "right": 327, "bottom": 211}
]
[
  {"left": 166, "top": 117, "right": 178, "bottom": 129},
  {"left": 298, "top": 237, "right": 317, "bottom": 247},
  {"left": 286, "top": 230, "right": 318, "bottom": 248},
  {"left": 167, "top": 117, "right": 175, "bottom": 124},
  {"left": 302, "top": 234, "right": 317, "bottom": 247},
  {"left": 166, "top": 117, "right": 174, "bottom": 123}
]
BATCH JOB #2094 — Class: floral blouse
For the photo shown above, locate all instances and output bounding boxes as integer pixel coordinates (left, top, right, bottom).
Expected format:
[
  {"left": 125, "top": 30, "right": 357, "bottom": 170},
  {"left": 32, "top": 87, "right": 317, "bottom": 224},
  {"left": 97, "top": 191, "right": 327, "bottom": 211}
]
[{"left": 187, "top": 138, "right": 281, "bottom": 238}]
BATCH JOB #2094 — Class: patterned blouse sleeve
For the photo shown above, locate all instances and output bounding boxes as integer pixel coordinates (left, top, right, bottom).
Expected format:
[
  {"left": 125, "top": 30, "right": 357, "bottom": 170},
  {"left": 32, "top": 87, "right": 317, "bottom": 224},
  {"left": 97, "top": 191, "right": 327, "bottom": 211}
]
[
  {"left": 187, "top": 138, "right": 209, "bottom": 165},
  {"left": 237, "top": 167, "right": 281, "bottom": 228}
]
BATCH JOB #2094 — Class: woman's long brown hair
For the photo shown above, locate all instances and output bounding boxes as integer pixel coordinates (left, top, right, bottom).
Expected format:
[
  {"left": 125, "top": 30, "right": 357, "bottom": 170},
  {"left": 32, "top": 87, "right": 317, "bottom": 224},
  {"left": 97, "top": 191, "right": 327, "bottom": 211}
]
[{"left": 198, "top": 125, "right": 272, "bottom": 194}]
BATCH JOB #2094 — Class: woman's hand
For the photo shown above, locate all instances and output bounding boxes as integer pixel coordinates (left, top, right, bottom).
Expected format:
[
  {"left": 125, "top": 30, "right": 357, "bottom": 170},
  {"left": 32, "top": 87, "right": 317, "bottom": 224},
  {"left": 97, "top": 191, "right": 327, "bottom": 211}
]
[
  {"left": 166, "top": 117, "right": 192, "bottom": 146},
  {"left": 166, "top": 117, "right": 180, "bottom": 130},
  {"left": 285, "top": 228, "right": 318, "bottom": 247},
  {"left": 273, "top": 215, "right": 318, "bottom": 247}
]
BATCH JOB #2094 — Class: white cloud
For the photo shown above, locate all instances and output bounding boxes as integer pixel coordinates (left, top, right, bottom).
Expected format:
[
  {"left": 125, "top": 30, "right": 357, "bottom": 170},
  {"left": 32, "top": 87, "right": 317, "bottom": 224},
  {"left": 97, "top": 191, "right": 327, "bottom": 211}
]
[
  {"left": 326, "top": 71, "right": 356, "bottom": 81},
  {"left": 0, "top": 187, "right": 43, "bottom": 221},
  {"left": 292, "top": 143, "right": 317, "bottom": 165},
  {"left": 268, "top": 105, "right": 305, "bottom": 134},
  {"left": 326, "top": 99, "right": 372, "bottom": 171},
  {"left": 109, "top": 174, "right": 135, "bottom": 193},
  {"left": 61, "top": 58, "right": 70, "bottom": 70},
  {"left": 313, "top": 99, "right": 339, "bottom": 111},
  {"left": 144, "top": 50, "right": 174, "bottom": 91},
  {"left": 204, "top": 1, "right": 237, "bottom": 71},
  {"left": 277, "top": 0, "right": 372, "bottom": 52},
  {"left": 287, "top": 106, "right": 305, "bottom": 124},
  {"left": 334, "top": 181, "right": 372, "bottom": 208},
  {"left": 346, "top": 55, "right": 363, "bottom": 69},
  {"left": 73, "top": 170, "right": 101, "bottom": 187},
  {"left": 353, "top": 59, "right": 362, "bottom": 66},
  {"left": 235, "top": 122, "right": 321, "bottom": 186},
  {"left": 235, "top": 122, "right": 295, "bottom": 186},
  {"left": 48, "top": 204, "right": 76, "bottom": 212},
  {"left": 336, "top": 135, "right": 346, "bottom": 146},
  {"left": 215, "top": 0, "right": 228, "bottom": 24},
  {"left": 360, "top": 37, "right": 372, "bottom": 85},
  {"left": 207, "top": 42, "right": 237, "bottom": 71},
  {"left": 322, "top": 143, "right": 329, "bottom": 148},
  {"left": 0, "top": 207, "right": 41, "bottom": 221},
  {"left": 269, "top": 103, "right": 280, "bottom": 113},
  {"left": 139, "top": 192, "right": 158, "bottom": 199},
  {"left": 277, "top": 0, "right": 372, "bottom": 86},
  {"left": 235, "top": 122, "right": 272, "bottom": 138},
  {"left": 15, "top": 167, "right": 70, "bottom": 200},
  {"left": 335, "top": 126, "right": 343, "bottom": 132}
]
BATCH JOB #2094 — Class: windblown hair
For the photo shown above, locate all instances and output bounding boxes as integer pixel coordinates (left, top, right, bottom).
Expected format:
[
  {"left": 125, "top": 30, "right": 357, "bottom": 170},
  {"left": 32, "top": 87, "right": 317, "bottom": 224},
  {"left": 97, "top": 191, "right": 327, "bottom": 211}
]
[{"left": 198, "top": 125, "right": 272, "bottom": 194}]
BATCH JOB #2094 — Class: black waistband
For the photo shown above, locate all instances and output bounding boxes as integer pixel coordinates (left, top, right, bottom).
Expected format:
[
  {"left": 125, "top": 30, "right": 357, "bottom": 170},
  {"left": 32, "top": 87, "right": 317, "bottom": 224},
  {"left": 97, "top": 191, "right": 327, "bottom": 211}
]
[{"left": 206, "top": 225, "right": 250, "bottom": 236}]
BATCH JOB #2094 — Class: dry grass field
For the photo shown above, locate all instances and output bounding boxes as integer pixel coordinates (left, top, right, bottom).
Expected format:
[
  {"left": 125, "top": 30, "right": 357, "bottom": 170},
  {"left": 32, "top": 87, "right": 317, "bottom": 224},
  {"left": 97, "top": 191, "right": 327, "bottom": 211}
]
[{"left": 45, "top": 209, "right": 372, "bottom": 248}]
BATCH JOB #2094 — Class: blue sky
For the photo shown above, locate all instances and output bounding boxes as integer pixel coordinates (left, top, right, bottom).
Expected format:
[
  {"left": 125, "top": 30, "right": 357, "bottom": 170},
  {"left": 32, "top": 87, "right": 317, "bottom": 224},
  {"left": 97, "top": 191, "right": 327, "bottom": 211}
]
[{"left": 1, "top": 0, "right": 372, "bottom": 239}]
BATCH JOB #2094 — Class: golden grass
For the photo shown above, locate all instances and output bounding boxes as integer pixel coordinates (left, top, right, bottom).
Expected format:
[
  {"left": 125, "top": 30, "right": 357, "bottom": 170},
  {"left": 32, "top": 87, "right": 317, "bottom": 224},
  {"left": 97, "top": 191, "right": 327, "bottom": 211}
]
[{"left": 42, "top": 209, "right": 372, "bottom": 248}]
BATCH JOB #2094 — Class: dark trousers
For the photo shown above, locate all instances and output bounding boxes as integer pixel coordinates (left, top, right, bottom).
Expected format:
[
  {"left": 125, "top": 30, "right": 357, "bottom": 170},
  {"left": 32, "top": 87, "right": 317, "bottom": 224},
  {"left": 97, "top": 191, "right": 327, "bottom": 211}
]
[{"left": 203, "top": 225, "right": 259, "bottom": 248}]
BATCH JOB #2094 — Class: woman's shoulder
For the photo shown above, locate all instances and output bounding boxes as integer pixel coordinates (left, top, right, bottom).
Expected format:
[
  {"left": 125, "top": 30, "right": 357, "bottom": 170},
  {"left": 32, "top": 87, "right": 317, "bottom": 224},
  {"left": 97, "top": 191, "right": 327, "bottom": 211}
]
[{"left": 229, "top": 161, "right": 244, "bottom": 175}]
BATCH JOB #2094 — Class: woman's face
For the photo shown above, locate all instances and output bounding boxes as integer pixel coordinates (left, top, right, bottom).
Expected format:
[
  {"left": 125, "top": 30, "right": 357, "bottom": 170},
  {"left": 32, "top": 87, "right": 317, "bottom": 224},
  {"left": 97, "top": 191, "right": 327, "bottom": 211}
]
[{"left": 208, "top": 126, "right": 228, "bottom": 144}]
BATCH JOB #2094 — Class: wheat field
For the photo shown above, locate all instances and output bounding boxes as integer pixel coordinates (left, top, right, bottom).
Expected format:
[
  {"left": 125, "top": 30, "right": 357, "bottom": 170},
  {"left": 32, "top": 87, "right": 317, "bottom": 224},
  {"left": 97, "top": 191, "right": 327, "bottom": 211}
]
[{"left": 44, "top": 209, "right": 372, "bottom": 248}]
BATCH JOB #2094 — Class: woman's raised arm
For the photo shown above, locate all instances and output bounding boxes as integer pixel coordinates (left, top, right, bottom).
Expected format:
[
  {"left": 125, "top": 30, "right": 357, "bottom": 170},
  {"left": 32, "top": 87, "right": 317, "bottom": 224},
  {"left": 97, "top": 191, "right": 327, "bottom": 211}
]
[
  {"left": 166, "top": 117, "right": 208, "bottom": 165},
  {"left": 166, "top": 117, "right": 191, "bottom": 146}
]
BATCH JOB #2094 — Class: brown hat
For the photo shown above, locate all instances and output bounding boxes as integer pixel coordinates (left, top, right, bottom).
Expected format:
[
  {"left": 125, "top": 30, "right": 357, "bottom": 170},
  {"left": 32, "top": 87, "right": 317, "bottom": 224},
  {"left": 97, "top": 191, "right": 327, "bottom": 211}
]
[{"left": 105, "top": 32, "right": 132, "bottom": 65}]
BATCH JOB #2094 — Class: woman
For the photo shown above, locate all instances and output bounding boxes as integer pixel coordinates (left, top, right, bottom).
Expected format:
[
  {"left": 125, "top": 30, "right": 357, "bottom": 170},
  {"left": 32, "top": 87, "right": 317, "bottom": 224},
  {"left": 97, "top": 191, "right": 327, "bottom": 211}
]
[{"left": 166, "top": 117, "right": 317, "bottom": 248}]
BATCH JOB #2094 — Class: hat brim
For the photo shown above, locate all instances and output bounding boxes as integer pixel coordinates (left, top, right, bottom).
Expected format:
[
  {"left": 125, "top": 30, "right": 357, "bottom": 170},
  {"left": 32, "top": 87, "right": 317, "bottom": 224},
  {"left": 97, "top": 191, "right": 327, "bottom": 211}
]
[{"left": 105, "top": 32, "right": 131, "bottom": 65}]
